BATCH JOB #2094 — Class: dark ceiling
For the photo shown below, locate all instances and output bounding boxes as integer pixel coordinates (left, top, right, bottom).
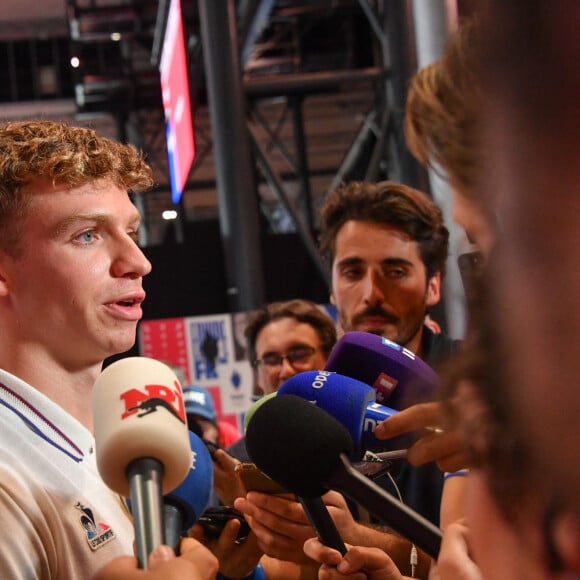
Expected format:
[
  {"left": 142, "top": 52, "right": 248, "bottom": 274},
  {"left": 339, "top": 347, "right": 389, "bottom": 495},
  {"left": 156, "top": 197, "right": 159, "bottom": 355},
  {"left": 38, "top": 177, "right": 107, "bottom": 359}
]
[{"left": 0, "top": 1, "right": 428, "bottom": 249}]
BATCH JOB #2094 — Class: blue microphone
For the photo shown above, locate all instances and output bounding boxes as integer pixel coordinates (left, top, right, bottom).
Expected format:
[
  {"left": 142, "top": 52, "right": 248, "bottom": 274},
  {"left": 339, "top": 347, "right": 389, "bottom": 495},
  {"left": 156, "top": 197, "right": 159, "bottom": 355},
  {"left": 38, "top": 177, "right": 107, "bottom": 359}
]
[
  {"left": 278, "top": 371, "right": 403, "bottom": 460},
  {"left": 163, "top": 431, "right": 214, "bottom": 551}
]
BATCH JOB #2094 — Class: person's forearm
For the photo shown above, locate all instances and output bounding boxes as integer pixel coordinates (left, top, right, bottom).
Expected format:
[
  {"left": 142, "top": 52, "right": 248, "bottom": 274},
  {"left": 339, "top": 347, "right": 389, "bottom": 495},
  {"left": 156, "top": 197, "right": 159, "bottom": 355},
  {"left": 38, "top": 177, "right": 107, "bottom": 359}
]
[{"left": 345, "top": 522, "right": 431, "bottom": 579}]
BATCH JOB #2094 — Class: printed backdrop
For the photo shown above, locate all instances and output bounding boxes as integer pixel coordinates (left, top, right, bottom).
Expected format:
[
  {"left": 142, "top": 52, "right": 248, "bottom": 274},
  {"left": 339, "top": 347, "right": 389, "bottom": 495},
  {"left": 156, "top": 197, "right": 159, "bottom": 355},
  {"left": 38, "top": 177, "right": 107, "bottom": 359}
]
[
  {"left": 138, "top": 312, "right": 254, "bottom": 434},
  {"left": 138, "top": 305, "right": 337, "bottom": 434}
]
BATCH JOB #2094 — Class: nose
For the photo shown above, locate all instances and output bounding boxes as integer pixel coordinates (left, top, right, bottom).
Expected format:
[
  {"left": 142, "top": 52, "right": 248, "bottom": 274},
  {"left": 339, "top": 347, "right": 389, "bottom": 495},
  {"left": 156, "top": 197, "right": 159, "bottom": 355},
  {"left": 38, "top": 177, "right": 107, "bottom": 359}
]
[
  {"left": 111, "top": 235, "right": 152, "bottom": 279},
  {"left": 278, "top": 357, "right": 299, "bottom": 381},
  {"left": 362, "top": 268, "right": 385, "bottom": 306}
]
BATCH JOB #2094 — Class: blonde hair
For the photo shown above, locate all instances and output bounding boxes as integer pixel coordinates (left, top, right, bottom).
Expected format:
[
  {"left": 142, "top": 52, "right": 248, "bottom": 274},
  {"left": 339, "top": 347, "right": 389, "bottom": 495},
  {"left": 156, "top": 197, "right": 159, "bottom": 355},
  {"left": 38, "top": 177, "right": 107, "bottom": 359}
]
[
  {"left": 0, "top": 120, "right": 153, "bottom": 256},
  {"left": 404, "top": 21, "right": 482, "bottom": 199}
]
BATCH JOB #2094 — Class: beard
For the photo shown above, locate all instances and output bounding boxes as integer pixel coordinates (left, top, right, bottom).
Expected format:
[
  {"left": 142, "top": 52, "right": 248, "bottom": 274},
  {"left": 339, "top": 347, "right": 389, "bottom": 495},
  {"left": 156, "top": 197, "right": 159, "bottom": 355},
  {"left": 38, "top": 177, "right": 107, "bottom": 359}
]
[{"left": 341, "top": 305, "right": 426, "bottom": 351}]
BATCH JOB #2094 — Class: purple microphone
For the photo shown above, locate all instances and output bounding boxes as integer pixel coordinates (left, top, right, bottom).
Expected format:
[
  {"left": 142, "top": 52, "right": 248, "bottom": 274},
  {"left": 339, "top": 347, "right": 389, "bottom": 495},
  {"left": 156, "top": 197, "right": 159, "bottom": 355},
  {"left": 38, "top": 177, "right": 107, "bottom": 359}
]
[{"left": 324, "top": 331, "right": 440, "bottom": 408}]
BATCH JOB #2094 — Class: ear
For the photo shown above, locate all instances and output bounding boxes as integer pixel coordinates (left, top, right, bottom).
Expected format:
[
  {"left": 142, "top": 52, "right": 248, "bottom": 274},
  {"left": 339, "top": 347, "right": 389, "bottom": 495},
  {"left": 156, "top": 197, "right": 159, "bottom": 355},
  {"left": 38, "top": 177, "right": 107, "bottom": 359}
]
[
  {"left": 426, "top": 272, "right": 441, "bottom": 307},
  {"left": 0, "top": 256, "right": 11, "bottom": 297},
  {"left": 329, "top": 291, "right": 336, "bottom": 306}
]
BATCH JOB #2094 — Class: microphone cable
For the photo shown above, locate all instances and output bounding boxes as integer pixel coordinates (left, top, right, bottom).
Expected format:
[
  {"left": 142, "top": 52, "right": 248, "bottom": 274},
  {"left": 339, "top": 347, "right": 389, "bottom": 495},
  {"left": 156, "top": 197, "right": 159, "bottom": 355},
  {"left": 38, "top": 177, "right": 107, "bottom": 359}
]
[{"left": 384, "top": 471, "right": 418, "bottom": 578}]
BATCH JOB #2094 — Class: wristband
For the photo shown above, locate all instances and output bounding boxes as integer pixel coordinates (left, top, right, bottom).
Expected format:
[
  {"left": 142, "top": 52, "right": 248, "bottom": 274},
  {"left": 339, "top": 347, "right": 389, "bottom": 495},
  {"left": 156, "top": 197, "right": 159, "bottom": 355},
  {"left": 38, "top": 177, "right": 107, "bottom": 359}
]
[{"left": 443, "top": 469, "right": 469, "bottom": 480}]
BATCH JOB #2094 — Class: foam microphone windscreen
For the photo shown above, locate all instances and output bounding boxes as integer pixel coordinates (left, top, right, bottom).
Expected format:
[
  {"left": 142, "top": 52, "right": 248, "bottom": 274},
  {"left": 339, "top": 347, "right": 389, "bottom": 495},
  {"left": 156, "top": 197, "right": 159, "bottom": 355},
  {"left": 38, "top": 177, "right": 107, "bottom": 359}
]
[
  {"left": 93, "top": 357, "right": 192, "bottom": 497},
  {"left": 278, "top": 370, "right": 399, "bottom": 459},
  {"left": 246, "top": 393, "right": 354, "bottom": 497},
  {"left": 165, "top": 431, "right": 214, "bottom": 531},
  {"left": 163, "top": 431, "right": 214, "bottom": 551},
  {"left": 324, "top": 331, "right": 440, "bottom": 408},
  {"left": 245, "top": 394, "right": 442, "bottom": 559}
]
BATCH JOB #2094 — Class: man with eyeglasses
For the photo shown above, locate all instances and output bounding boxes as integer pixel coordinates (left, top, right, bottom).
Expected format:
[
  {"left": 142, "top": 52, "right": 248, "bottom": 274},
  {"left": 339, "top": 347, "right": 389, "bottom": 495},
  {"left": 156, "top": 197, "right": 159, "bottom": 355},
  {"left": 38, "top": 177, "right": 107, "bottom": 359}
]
[
  {"left": 226, "top": 299, "right": 337, "bottom": 462},
  {"left": 199, "top": 300, "right": 338, "bottom": 580},
  {"left": 247, "top": 299, "right": 337, "bottom": 396}
]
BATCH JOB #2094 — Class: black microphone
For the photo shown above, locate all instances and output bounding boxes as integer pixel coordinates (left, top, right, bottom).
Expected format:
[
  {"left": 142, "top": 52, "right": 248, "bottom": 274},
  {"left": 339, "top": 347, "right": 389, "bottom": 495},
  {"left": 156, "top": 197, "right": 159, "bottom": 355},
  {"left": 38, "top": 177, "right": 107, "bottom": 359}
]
[
  {"left": 299, "top": 496, "right": 347, "bottom": 556},
  {"left": 245, "top": 394, "right": 442, "bottom": 559},
  {"left": 243, "top": 397, "right": 347, "bottom": 554}
]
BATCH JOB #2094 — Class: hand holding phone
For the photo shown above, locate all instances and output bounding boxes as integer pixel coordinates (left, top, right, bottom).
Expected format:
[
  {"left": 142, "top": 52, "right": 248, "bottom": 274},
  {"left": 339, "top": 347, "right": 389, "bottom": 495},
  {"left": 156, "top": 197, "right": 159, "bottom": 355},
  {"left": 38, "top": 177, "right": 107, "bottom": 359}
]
[{"left": 197, "top": 506, "right": 251, "bottom": 542}]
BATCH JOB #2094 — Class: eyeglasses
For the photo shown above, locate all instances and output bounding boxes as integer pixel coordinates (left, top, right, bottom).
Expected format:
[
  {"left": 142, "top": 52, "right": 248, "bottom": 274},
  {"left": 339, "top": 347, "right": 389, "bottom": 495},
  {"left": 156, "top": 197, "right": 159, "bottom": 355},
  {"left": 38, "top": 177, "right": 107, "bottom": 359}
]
[{"left": 254, "top": 346, "right": 317, "bottom": 369}]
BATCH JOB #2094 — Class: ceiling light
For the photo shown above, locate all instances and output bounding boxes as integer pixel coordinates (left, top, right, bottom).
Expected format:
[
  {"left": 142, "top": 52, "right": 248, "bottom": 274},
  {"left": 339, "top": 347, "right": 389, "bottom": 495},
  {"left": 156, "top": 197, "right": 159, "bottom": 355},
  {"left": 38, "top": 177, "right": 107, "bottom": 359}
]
[{"left": 162, "top": 210, "right": 178, "bottom": 220}]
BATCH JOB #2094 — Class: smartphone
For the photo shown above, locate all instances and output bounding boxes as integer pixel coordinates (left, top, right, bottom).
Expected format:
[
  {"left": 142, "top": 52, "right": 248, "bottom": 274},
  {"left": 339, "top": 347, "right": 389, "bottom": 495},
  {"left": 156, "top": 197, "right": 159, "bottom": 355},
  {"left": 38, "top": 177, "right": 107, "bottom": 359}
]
[
  {"left": 197, "top": 506, "right": 251, "bottom": 542},
  {"left": 235, "top": 462, "right": 293, "bottom": 496}
]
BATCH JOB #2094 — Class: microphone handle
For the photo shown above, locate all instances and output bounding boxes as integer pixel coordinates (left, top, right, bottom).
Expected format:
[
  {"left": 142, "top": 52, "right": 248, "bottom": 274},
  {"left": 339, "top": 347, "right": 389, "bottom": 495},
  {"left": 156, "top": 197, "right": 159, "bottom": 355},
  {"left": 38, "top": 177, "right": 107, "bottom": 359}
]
[
  {"left": 299, "top": 496, "right": 347, "bottom": 556},
  {"left": 163, "top": 503, "right": 184, "bottom": 555},
  {"left": 330, "top": 454, "right": 442, "bottom": 559},
  {"left": 127, "top": 457, "right": 166, "bottom": 569}
]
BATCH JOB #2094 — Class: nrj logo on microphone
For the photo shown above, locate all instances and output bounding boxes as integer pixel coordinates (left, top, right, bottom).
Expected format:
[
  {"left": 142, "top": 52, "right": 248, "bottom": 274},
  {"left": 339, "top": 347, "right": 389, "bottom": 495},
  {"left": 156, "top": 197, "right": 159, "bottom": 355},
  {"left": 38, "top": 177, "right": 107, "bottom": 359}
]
[{"left": 120, "top": 381, "right": 186, "bottom": 423}]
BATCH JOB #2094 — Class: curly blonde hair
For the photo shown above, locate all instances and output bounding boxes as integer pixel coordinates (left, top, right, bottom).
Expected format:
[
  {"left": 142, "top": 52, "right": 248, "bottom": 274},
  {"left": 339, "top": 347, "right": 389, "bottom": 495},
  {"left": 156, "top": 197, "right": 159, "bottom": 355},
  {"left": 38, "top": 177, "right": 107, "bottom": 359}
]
[{"left": 0, "top": 120, "right": 154, "bottom": 256}]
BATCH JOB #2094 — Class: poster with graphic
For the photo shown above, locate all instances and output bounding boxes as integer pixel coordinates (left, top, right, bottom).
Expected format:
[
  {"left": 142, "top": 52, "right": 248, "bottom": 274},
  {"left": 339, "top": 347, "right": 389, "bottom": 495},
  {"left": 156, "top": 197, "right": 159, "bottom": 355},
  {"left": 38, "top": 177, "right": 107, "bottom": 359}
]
[
  {"left": 185, "top": 313, "right": 254, "bottom": 414},
  {"left": 137, "top": 304, "right": 336, "bottom": 435},
  {"left": 216, "top": 361, "right": 255, "bottom": 415},
  {"left": 138, "top": 313, "right": 253, "bottom": 435},
  {"left": 186, "top": 313, "right": 231, "bottom": 383},
  {"left": 138, "top": 318, "right": 191, "bottom": 382}
]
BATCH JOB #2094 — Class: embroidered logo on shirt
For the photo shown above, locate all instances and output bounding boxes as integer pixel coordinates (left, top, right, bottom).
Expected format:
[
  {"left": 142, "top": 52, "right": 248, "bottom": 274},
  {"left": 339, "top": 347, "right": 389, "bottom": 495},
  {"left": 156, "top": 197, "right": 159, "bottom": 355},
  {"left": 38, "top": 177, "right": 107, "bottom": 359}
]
[{"left": 75, "top": 502, "right": 115, "bottom": 550}]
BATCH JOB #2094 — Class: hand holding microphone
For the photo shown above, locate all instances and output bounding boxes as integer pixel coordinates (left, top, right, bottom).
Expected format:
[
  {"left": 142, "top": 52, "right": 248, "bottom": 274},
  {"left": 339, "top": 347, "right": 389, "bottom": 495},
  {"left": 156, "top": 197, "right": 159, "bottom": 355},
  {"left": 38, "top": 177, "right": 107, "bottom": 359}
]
[
  {"left": 92, "top": 539, "right": 219, "bottom": 580},
  {"left": 324, "top": 331, "right": 465, "bottom": 471},
  {"left": 245, "top": 393, "right": 442, "bottom": 559},
  {"left": 374, "top": 402, "right": 466, "bottom": 472},
  {"left": 93, "top": 357, "right": 192, "bottom": 568},
  {"left": 303, "top": 537, "right": 407, "bottom": 580}
]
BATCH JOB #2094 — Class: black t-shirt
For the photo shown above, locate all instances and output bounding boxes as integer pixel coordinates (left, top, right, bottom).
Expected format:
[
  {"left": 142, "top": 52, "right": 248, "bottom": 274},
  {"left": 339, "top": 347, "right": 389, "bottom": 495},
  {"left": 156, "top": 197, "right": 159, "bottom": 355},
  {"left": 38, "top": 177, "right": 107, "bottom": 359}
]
[{"left": 371, "top": 326, "right": 460, "bottom": 526}]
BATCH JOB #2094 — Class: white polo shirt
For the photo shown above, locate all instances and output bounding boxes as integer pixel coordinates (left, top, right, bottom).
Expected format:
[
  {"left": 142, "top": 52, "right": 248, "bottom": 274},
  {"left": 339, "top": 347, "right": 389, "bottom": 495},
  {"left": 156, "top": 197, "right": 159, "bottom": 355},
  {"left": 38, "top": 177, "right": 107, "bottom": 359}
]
[{"left": 0, "top": 369, "right": 134, "bottom": 579}]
